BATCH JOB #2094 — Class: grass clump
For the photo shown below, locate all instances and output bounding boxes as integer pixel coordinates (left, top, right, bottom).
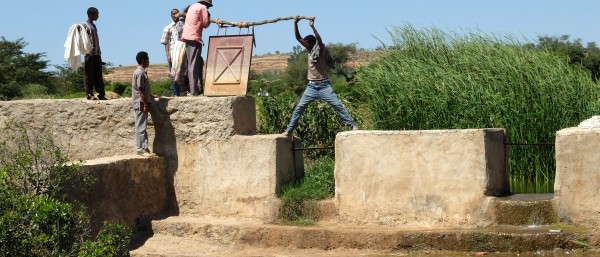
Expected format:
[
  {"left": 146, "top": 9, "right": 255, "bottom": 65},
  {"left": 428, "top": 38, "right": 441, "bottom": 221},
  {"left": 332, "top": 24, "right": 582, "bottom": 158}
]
[
  {"left": 278, "top": 156, "right": 335, "bottom": 224},
  {"left": 356, "top": 24, "right": 600, "bottom": 193}
]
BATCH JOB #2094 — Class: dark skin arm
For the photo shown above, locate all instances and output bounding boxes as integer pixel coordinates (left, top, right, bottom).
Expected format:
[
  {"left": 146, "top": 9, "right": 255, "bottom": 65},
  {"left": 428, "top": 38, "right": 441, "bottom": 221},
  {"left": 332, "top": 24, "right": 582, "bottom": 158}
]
[
  {"left": 309, "top": 19, "right": 325, "bottom": 53},
  {"left": 294, "top": 17, "right": 307, "bottom": 49},
  {"left": 140, "top": 91, "right": 151, "bottom": 113}
]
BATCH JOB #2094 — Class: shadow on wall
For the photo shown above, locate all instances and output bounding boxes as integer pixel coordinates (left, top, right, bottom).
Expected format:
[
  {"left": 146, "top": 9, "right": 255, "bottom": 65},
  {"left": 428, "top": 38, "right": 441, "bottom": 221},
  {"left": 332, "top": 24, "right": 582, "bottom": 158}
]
[{"left": 151, "top": 97, "right": 179, "bottom": 216}]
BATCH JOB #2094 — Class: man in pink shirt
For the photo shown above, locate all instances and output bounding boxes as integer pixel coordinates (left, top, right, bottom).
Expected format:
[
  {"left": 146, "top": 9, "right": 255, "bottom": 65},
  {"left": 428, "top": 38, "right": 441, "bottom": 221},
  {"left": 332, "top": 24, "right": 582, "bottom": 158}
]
[{"left": 181, "top": 0, "right": 212, "bottom": 96}]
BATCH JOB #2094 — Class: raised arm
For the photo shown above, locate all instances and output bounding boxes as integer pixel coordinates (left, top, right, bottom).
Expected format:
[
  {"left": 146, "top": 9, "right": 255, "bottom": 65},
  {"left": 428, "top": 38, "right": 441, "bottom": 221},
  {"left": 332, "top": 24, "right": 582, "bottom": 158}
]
[
  {"left": 309, "top": 19, "right": 325, "bottom": 52},
  {"left": 294, "top": 17, "right": 309, "bottom": 49}
]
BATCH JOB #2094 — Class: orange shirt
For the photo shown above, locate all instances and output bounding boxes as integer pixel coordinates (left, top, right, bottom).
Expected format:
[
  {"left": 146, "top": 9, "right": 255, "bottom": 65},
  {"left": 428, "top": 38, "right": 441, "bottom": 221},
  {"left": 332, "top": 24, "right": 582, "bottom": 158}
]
[{"left": 181, "top": 3, "right": 210, "bottom": 44}]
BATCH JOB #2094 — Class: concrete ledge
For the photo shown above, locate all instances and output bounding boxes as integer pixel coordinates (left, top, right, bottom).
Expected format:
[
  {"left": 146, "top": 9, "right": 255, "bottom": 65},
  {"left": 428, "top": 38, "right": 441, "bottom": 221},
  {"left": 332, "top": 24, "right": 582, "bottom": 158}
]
[
  {"left": 555, "top": 127, "right": 600, "bottom": 227},
  {"left": 0, "top": 97, "right": 257, "bottom": 161},
  {"left": 68, "top": 155, "right": 168, "bottom": 231},
  {"left": 334, "top": 129, "right": 509, "bottom": 228}
]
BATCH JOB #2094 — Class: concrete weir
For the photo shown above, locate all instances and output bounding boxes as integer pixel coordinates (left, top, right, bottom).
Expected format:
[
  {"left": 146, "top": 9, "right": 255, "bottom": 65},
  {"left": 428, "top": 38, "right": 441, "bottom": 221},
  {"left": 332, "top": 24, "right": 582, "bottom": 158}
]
[{"left": 0, "top": 97, "right": 596, "bottom": 255}]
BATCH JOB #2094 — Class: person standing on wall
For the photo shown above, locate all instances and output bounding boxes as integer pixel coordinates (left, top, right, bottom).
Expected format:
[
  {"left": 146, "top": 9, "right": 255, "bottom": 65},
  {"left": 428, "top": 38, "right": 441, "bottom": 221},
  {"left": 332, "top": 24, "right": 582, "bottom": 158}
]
[
  {"left": 282, "top": 18, "right": 359, "bottom": 136},
  {"left": 131, "top": 51, "right": 157, "bottom": 157},
  {"left": 161, "top": 8, "right": 181, "bottom": 96},
  {"left": 83, "top": 7, "right": 107, "bottom": 100},
  {"left": 181, "top": 0, "right": 212, "bottom": 96}
]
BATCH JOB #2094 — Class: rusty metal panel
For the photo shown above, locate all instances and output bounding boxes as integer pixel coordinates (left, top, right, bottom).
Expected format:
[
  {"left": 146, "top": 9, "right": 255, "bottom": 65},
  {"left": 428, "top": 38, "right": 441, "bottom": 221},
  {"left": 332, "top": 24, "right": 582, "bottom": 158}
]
[{"left": 204, "top": 35, "right": 254, "bottom": 96}]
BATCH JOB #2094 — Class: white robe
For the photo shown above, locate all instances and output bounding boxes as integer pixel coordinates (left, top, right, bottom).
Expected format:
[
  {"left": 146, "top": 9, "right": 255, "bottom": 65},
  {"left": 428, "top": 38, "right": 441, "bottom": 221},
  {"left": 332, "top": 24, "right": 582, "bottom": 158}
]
[{"left": 64, "top": 24, "right": 92, "bottom": 70}]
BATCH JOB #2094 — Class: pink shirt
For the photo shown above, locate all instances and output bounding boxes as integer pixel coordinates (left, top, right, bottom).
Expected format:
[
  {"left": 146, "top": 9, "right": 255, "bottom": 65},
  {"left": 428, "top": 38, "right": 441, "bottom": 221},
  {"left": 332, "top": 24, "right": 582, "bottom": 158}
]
[{"left": 181, "top": 3, "right": 210, "bottom": 44}]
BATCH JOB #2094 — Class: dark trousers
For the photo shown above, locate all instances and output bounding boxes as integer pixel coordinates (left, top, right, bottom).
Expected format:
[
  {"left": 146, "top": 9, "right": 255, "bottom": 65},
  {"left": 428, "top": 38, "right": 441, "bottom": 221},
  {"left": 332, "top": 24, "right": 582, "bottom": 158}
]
[
  {"left": 84, "top": 55, "right": 105, "bottom": 97},
  {"left": 186, "top": 41, "right": 204, "bottom": 95}
]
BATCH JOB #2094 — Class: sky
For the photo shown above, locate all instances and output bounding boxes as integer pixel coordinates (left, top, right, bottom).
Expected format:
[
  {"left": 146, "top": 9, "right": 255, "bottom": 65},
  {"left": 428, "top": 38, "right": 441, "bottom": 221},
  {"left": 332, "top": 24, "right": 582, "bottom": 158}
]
[{"left": 1, "top": 0, "right": 599, "bottom": 69}]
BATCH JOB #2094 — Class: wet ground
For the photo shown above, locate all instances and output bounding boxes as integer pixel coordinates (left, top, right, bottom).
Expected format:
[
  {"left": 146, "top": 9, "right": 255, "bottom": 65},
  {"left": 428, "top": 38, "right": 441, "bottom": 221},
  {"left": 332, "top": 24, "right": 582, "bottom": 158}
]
[
  {"left": 204, "top": 249, "right": 600, "bottom": 257},
  {"left": 368, "top": 250, "right": 600, "bottom": 257}
]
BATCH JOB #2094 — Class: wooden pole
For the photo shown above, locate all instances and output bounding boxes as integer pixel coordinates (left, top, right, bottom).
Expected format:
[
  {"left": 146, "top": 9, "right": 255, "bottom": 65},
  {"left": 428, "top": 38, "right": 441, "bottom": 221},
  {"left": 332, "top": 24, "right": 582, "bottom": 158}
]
[{"left": 211, "top": 16, "right": 316, "bottom": 28}]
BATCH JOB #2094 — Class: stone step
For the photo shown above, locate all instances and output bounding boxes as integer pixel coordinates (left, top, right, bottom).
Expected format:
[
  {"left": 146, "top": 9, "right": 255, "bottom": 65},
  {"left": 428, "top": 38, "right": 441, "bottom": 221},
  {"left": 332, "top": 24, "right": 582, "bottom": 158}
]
[
  {"left": 129, "top": 216, "right": 590, "bottom": 255},
  {"left": 129, "top": 234, "right": 401, "bottom": 257},
  {"left": 492, "top": 194, "right": 559, "bottom": 226}
]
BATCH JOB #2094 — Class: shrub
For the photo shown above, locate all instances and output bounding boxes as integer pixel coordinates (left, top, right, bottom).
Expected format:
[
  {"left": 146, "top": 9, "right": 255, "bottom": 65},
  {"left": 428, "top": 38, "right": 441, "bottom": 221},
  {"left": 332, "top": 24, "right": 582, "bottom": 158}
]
[
  {"left": 21, "top": 83, "right": 49, "bottom": 99},
  {"left": 78, "top": 221, "right": 132, "bottom": 257},
  {"left": 0, "top": 82, "right": 22, "bottom": 100},
  {"left": 0, "top": 121, "right": 91, "bottom": 198},
  {"left": 0, "top": 121, "right": 132, "bottom": 256},
  {"left": 106, "top": 82, "right": 129, "bottom": 96},
  {"left": 0, "top": 194, "right": 88, "bottom": 256},
  {"left": 151, "top": 79, "right": 173, "bottom": 97}
]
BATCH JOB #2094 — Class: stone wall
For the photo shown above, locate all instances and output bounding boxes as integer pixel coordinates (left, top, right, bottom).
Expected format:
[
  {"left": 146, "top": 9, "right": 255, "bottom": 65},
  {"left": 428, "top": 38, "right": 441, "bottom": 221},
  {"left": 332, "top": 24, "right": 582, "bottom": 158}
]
[
  {"left": 0, "top": 97, "right": 301, "bottom": 222},
  {"left": 554, "top": 127, "right": 600, "bottom": 228},
  {"left": 0, "top": 97, "right": 256, "bottom": 160},
  {"left": 334, "top": 129, "right": 509, "bottom": 228}
]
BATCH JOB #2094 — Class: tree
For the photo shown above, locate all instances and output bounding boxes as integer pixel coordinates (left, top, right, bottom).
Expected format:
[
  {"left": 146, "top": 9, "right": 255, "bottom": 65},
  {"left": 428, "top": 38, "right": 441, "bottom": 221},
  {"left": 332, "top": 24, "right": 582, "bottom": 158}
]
[
  {"left": 283, "top": 45, "right": 308, "bottom": 94},
  {"left": 530, "top": 35, "right": 600, "bottom": 81},
  {"left": 0, "top": 37, "right": 55, "bottom": 100}
]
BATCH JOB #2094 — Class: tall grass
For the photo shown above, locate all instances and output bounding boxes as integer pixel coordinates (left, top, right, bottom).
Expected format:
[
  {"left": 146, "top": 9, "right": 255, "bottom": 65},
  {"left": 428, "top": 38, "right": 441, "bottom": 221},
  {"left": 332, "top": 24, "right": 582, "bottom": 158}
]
[{"left": 357, "top": 25, "right": 600, "bottom": 193}]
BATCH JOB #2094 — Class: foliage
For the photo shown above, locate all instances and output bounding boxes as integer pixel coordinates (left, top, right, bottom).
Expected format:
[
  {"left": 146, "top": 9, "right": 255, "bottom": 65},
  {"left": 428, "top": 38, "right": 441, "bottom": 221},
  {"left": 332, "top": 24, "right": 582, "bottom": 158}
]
[
  {"left": 53, "top": 65, "right": 85, "bottom": 95},
  {"left": 0, "top": 194, "right": 89, "bottom": 257},
  {"left": 0, "top": 37, "right": 55, "bottom": 100},
  {"left": 283, "top": 45, "right": 309, "bottom": 94},
  {"left": 326, "top": 42, "right": 358, "bottom": 82},
  {"left": 0, "top": 81, "right": 22, "bottom": 100},
  {"left": 78, "top": 221, "right": 132, "bottom": 257},
  {"left": 356, "top": 25, "right": 600, "bottom": 193},
  {"left": 278, "top": 156, "right": 335, "bottom": 223},
  {"left": 0, "top": 121, "right": 91, "bottom": 198},
  {"left": 256, "top": 90, "right": 360, "bottom": 159},
  {"left": 21, "top": 84, "right": 50, "bottom": 99},
  {"left": 149, "top": 79, "right": 173, "bottom": 97},
  {"left": 0, "top": 121, "right": 131, "bottom": 257},
  {"left": 280, "top": 156, "right": 335, "bottom": 201},
  {"left": 106, "top": 82, "right": 130, "bottom": 96},
  {"left": 528, "top": 35, "right": 600, "bottom": 81}
]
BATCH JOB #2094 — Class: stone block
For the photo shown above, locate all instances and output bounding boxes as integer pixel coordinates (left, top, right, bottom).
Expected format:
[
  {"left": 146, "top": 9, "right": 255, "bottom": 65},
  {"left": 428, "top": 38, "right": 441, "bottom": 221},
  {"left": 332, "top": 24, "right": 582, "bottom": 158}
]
[
  {"left": 554, "top": 127, "right": 600, "bottom": 228},
  {"left": 68, "top": 155, "right": 168, "bottom": 232},
  {"left": 334, "top": 129, "right": 508, "bottom": 227},
  {"left": 175, "top": 135, "right": 303, "bottom": 220}
]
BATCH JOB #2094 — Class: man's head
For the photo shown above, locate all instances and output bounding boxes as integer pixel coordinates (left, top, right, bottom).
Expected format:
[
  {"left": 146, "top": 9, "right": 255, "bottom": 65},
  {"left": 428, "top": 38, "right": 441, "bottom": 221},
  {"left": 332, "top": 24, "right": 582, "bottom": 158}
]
[
  {"left": 87, "top": 7, "right": 99, "bottom": 21},
  {"left": 136, "top": 51, "right": 150, "bottom": 68},
  {"left": 199, "top": 0, "right": 213, "bottom": 8},
  {"left": 170, "top": 9, "right": 180, "bottom": 22},
  {"left": 303, "top": 35, "right": 317, "bottom": 49}
]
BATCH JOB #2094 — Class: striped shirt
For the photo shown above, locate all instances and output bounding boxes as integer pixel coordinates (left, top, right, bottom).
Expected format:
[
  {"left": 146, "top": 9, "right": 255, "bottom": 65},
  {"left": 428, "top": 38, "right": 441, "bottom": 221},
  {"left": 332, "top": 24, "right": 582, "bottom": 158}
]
[{"left": 161, "top": 21, "right": 178, "bottom": 51}]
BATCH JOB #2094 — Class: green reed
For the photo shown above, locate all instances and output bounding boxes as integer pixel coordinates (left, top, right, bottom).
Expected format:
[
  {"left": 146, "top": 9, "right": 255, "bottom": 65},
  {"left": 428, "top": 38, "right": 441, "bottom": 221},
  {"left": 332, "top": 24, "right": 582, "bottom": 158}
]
[{"left": 357, "top": 24, "right": 600, "bottom": 193}]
